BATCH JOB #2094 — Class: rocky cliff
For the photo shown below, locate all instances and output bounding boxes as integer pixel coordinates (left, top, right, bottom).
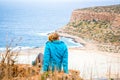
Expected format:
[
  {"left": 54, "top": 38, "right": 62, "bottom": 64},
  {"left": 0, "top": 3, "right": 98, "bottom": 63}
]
[
  {"left": 70, "top": 4, "right": 120, "bottom": 28},
  {"left": 59, "top": 4, "right": 120, "bottom": 53}
]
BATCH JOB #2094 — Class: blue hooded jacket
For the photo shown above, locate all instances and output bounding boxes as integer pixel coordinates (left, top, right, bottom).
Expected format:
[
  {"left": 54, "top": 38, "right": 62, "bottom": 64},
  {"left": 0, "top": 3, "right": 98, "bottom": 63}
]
[{"left": 43, "top": 40, "right": 68, "bottom": 73}]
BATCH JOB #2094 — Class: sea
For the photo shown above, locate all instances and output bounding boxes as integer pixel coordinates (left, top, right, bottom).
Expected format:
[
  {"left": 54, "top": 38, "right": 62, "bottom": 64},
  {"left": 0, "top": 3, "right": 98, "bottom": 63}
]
[{"left": 0, "top": 1, "right": 119, "bottom": 50}]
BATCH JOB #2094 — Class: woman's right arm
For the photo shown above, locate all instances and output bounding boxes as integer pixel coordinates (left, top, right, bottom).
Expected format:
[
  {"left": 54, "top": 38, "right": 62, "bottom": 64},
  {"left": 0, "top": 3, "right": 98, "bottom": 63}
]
[{"left": 62, "top": 47, "right": 68, "bottom": 74}]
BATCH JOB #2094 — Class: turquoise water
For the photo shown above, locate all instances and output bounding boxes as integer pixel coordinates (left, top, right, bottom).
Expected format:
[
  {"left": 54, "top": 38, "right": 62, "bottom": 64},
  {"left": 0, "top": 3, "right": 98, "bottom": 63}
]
[{"left": 0, "top": 1, "right": 119, "bottom": 49}]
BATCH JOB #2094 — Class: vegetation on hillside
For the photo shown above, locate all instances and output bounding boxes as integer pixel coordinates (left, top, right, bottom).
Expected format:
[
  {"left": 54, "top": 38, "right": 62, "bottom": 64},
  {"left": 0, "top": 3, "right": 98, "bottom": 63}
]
[
  {"left": 67, "top": 20, "right": 120, "bottom": 44},
  {"left": 65, "top": 19, "right": 120, "bottom": 53}
]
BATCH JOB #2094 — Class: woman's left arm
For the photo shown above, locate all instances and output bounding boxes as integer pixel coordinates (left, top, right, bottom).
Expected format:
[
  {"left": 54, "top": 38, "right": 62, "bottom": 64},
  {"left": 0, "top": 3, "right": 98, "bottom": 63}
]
[{"left": 43, "top": 43, "right": 50, "bottom": 71}]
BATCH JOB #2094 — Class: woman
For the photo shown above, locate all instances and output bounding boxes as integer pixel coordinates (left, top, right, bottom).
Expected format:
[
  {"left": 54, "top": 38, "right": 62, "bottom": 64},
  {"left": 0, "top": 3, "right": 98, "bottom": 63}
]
[{"left": 42, "top": 32, "right": 68, "bottom": 74}]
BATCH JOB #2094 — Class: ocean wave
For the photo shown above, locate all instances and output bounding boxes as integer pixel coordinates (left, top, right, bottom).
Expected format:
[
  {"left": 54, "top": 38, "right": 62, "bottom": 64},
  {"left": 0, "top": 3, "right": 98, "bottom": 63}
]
[
  {"left": 68, "top": 39, "right": 83, "bottom": 47},
  {"left": 0, "top": 46, "right": 38, "bottom": 51},
  {"left": 13, "top": 46, "right": 32, "bottom": 50},
  {"left": 36, "top": 32, "right": 48, "bottom": 36},
  {"left": 37, "top": 32, "right": 48, "bottom": 36},
  {"left": 61, "top": 37, "right": 83, "bottom": 47},
  {"left": 68, "top": 38, "right": 77, "bottom": 44},
  {"left": 36, "top": 31, "right": 55, "bottom": 36},
  {"left": 0, "top": 48, "right": 6, "bottom": 51}
]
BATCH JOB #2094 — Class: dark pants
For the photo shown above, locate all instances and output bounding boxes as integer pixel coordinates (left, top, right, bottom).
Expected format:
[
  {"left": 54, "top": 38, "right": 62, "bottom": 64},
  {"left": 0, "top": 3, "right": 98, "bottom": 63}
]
[{"left": 32, "top": 53, "right": 43, "bottom": 67}]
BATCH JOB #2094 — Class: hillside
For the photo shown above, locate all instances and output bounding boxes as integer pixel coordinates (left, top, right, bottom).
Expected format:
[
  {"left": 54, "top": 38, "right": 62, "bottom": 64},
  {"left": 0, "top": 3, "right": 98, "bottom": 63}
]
[{"left": 58, "top": 4, "right": 120, "bottom": 53}]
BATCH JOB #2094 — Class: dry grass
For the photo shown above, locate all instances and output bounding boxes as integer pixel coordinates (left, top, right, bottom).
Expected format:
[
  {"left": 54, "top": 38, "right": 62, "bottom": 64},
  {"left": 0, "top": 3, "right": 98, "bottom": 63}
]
[
  {"left": 0, "top": 61, "right": 83, "bottom": 80},
  {"left": 0, "top": 39, "right": 83, "bottom": 80}
]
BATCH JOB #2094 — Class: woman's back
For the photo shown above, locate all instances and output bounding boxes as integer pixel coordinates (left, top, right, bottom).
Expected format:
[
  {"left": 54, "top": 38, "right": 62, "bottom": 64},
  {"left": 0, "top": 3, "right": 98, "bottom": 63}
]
[
  {"left": 42, "top": 32, "right": 68, "bottom": 74},
  {"left": 46, "top": 40, "right": 67, "bottom": 64}
]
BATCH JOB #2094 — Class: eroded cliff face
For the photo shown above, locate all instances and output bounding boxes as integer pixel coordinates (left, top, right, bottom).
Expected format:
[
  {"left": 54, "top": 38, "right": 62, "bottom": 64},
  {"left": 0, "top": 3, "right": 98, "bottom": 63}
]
[
  {"left": 70, "top": 10, "right": 115, "bottom": 22},
  {"left": 70, "top": 9, "right": 120, "bottom": 28},
  {"left": 60, "top": 4, "right": 120, "bottom": 53}
]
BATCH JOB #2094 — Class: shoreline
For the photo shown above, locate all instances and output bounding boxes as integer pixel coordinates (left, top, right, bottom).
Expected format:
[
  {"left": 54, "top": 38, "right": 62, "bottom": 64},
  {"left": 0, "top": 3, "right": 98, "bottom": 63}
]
[
  {"left": 57, "top": 31, "right": 120, "bottom": 58},
  {"left": 0, "top": 31, "right": 120, "bottom": 79},
  {"left": 57, "top": 31, "right": 99, "bottom": 51}
]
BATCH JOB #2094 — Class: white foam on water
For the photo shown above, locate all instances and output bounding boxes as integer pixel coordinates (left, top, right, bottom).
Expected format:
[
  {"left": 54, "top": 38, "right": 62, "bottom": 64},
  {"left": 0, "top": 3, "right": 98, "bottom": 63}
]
[
  {"left": 0, "top": 48, "right": 6, "bottom": 51},
  {"left": 36, "top": 31, "right": 54, "bottom": 36}
]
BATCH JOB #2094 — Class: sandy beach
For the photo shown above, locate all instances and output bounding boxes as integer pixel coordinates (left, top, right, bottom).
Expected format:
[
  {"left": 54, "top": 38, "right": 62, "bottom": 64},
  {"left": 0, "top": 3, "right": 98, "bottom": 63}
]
[{"left": 13, "top": 32, "right": 120, "bottom": 79}]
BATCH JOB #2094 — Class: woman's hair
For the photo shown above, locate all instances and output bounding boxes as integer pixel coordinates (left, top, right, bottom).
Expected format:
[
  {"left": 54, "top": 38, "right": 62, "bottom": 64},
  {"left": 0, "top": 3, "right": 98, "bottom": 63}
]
[{"left": 48, "top": 32, "right": 59, "bottom": 41}]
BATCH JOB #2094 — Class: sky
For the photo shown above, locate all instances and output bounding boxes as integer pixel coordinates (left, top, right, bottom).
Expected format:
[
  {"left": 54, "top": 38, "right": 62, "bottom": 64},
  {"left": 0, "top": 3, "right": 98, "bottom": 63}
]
[
  {"left": 0, "top": 0, "right": 120, "bottom": 3},
  {"left": 0, "top": 0, "right": 119, "bottom": 10},
  {"left": 0, "top": 0, "right": 119, "bottom": 8}
]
